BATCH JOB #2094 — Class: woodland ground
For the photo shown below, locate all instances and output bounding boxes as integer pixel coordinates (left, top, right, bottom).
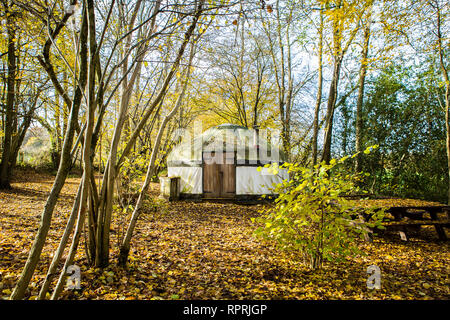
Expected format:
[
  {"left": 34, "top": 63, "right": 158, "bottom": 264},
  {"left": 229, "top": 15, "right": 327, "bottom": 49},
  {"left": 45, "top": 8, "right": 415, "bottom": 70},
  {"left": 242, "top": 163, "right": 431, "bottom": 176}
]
[{"left": 0, "top": 170, "right": 448, "bottom": 300}]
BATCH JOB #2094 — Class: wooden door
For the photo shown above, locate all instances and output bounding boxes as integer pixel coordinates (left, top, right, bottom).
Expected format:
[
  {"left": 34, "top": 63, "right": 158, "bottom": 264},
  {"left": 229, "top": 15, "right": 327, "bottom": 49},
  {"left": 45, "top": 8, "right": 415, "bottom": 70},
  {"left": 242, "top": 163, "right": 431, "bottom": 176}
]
[
  {"left": 203, "top": 152, "right": 235, "bottom": 198},
  {"left": 203, "top": 152, "right": 220, "bottom": 197}
]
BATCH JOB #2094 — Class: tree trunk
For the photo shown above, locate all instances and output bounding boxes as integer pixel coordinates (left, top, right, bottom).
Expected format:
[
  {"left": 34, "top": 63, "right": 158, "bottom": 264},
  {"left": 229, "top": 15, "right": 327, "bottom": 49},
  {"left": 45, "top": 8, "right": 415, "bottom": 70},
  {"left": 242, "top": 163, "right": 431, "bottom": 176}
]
[
  {"left": 52, "top": 93, "right": 62, "bottom": 169},
  {"left": 312, "top": 10, "right": 323, "bottom": 166},
  {"left": 355, "top": 23, "right": 371, "bottom": 173},
  {"left": 434, "top": 1, "right": 450, "bottom": 204},
  {"left": 446, "top": 98, "right": 450, "bottom": 205},
  {"left": 10, "top": 4, "right": 88, "bottom": 300},
  {"left": 118, "top": 40, "right": 196, "bottom": 266},
  {"left": 37, "top": 183, "right": 82, "bottom": 299},
  {"left": 0, "top": 7, "right": 16, "bottom": 189},
  {"left": 94, "top": 0, "right": 161, "bottom": 268},
  {"left": 50, "top": 0, "right": 97, "bottom": 299},
  {"left": 260, "top": 2, "right": 295, "bottom": 160},
  {"left": 63, "top": 72, "right": 68, "bottom": 137},
  {"left": 320, "top": 0, "right": 362, "bottom": 164},
  {"left": 321, "top": 58, "right": 342, "bottom": 164}
]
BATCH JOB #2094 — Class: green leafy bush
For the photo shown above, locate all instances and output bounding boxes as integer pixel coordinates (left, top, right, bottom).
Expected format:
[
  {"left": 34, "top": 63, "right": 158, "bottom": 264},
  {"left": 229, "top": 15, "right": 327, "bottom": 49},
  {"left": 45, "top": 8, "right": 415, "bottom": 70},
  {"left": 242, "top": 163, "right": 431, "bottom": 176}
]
[{"left": 254, "top": 148, "right": 385, "bottom": 270}]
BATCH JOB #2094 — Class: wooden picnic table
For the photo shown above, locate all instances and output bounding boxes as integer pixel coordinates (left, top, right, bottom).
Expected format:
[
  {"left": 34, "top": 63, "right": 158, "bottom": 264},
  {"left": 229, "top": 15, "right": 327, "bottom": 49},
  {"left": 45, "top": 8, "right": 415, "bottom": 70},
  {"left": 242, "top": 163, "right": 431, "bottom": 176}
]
[
  {"left": 383, "top": 205, "right": 450, "bottom": 241},
  {"left": 348, "top": 198, "right": 450, "bottom": 241}
]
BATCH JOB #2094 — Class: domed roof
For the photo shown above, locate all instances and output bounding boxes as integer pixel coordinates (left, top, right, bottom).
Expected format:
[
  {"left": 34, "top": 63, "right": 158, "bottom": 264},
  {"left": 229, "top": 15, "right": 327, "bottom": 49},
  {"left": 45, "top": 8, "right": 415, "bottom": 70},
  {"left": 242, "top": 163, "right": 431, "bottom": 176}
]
[{"left": 168, "top": 124, "right": 286, "bottom": 166}]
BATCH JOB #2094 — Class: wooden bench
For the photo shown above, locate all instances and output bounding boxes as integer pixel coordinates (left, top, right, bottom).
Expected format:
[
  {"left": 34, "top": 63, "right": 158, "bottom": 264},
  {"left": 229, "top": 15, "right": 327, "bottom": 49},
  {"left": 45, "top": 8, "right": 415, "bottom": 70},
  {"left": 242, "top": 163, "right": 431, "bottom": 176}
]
[
  {"left": 381, "top": 206, "right": 450, "bottom": 241},
  {"left": 351, "top": 204, "right": 450, "bottom": 241},
  {"left": 383, "top": 220, "right": 450, "bottom": 241}
]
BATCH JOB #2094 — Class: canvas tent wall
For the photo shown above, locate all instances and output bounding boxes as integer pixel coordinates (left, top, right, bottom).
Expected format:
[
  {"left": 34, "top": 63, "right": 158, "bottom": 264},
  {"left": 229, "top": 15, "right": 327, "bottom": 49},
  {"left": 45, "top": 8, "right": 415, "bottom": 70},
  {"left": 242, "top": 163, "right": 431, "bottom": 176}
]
[{"left": 167, "top": 124, "right": 288, "bottom": 199}]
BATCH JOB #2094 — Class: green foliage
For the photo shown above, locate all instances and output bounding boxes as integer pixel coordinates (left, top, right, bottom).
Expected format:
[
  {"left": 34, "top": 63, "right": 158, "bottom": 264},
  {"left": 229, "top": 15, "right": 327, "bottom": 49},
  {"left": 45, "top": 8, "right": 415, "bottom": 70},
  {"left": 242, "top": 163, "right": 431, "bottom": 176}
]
[
  {"left": 254, "top": 149, "right": 385, "bottom": 270},
  {"left": 361, "top": 64, "right": 447, "bottom": 202},
  {"left": 117, "top": 149, "right": 152, "bottom": 212}
]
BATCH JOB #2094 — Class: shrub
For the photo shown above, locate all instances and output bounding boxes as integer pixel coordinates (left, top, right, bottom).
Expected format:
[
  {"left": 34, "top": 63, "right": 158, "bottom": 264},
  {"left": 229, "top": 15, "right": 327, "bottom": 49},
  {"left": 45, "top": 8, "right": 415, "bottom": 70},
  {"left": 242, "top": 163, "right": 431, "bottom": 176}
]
[{"left": 254, "top": 147, "right": 385, "bottom": 270}]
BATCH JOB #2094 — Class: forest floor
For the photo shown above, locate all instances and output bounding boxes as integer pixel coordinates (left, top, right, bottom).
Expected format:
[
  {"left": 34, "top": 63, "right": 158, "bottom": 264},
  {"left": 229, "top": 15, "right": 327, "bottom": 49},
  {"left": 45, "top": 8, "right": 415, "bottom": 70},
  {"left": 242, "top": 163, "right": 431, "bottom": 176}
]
[{"left": 0, "top": 169, "right": 449, "bottom": 300}]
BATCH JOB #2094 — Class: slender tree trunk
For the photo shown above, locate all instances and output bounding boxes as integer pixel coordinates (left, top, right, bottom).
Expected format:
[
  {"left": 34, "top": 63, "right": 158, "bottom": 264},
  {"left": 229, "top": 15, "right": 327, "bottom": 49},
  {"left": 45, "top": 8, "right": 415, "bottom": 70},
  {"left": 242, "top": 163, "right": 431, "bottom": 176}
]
[
  {"left": 50, "top": 173, "right": 88, "bottom": 300},
  {"left": 443, "top": 76, "right": 450, "bottom": 205},
  {"left": 63, "top": 72, "right": 68, "bottom": 137},
  {"left": 37, "top": 183, "right": 82, "bottom": 299},
  {"left": 56, "top": 92, "right": 62, "bottom": 155},
  {"left": 436, "top": 5, "right": 450, "bottom": 204},
  {"left": 320, "top": 0, "right": 361, "bottom": 164},
  {"left": 284, "top": 27, "right": 293, "bottom": 160},
  {"left": 93, "top": 0, "right": 160, "bottom": 268},
  {"left": 312, "top": 10, "right": 323, "bottom": 166},
  {"left": 10, "top": 4, "right": 88, "bottom": 300},
  {"left": 266, "top": 1, "right": 293, "bottom": 160},
  {"left": 355, "top": 23, "right": 371, "bottom": 173},
  {"left": 341, "top": 104, "right": 351, "bottom": 154},
  {"left": 445, "top": 98, "right": 450, "bottom": 204},
  {"left": 51, "top": 0, "right": 97, "bottom": 299},
  {"left": 118, "top": 41, "right": 196, "bottom": 266},
  {"left": 0, "top": 6, "right": 16, "bottom": 189},
  {"left": 432, "top": 0, "right": 450, "bottom": 204},
  {"left": 321, "top": 58, "right": 342, "bottom": 164}
]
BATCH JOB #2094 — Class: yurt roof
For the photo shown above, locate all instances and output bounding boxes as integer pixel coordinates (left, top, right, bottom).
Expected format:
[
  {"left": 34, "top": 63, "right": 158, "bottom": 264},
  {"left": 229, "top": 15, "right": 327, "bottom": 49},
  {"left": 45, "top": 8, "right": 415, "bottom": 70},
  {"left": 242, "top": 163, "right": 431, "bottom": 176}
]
[{"left": 168, "top": 123, "right": 286, "bottom": 164}]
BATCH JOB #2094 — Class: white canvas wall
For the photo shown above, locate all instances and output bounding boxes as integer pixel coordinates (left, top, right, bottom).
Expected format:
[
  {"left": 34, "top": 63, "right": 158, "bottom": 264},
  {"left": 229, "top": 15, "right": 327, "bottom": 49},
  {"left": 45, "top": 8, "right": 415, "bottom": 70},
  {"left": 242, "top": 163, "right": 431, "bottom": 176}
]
[
  {"left": 168, "top": 166, "right": 202, "bottom": 194},
  {"left": 236, "top": 166, "right": 288, "bottom": 195},
  {"left": 168, "top": 165, "right": 288, "bottom": 195}
]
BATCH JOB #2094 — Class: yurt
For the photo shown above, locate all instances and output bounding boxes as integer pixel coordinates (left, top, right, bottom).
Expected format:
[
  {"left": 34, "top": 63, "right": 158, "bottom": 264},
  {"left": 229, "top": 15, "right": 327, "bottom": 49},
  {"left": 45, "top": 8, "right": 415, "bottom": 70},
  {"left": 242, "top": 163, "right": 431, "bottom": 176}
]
[{"left": 166, "top": 124, "right": 289, "bottom": 200}]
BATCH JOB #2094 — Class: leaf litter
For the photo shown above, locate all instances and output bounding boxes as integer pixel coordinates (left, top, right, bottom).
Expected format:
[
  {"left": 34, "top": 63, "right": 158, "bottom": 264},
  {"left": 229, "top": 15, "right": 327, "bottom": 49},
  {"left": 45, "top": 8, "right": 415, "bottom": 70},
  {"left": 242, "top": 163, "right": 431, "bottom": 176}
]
[{"left": 0, "top": 170, "right": 448, "bottom": 300}]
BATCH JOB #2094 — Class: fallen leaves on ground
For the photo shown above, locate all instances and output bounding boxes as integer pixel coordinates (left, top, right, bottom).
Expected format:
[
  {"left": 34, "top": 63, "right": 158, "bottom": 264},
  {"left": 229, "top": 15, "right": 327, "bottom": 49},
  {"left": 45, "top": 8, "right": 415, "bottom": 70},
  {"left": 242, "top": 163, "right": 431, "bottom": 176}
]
[{"left": 0, "top": 170, "right": 448, "bottom": 300}]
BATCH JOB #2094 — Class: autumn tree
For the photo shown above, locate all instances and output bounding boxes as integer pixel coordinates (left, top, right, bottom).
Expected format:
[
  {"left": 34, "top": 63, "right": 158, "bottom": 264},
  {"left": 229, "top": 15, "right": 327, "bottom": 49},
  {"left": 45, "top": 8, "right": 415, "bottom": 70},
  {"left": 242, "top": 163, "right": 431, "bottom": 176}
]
[
  {"left": 320, "top": 0, "right": 371, "bottom": 164},
  {"left": 259, "top": 0, "right": 313, "bottom": 159},
  {"left": 10, "top": 0, "right": 89, "bottom": 299},
  {"left": 202, "top": 12, "right": 274, "bottom": 128},
  {"left": 429, "top": 0, "right": 450, "bottom": 204},
  {"left": 376, "top": 0, "right": 449, "bottom": 202},
  {"left": 10, "top": 0, "right": 236, "bottom": 300},
  {"left": 0, "top": 1, "right": 46, "bottom": 187}
]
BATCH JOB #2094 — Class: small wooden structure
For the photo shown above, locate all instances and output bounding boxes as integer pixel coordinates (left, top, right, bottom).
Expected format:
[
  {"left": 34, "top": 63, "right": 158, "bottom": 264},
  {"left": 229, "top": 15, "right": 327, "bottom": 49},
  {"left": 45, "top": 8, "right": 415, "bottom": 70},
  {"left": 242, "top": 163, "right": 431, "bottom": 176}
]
[{"left": 159, "top": 176, "right": 180, "bottom": 201}]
